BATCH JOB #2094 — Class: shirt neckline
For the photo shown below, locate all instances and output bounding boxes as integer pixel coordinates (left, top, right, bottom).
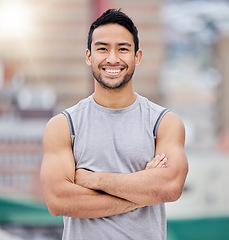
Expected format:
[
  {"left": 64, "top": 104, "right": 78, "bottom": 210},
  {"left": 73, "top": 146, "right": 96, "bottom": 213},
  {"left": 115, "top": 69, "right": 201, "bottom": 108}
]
[{"left": 89, "top": 93, "right": 140, "bottom": 114}]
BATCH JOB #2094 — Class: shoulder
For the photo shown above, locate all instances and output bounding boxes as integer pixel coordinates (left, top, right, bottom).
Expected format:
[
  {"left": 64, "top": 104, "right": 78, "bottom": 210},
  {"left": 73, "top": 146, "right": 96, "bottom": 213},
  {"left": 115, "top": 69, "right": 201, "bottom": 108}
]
[
  {"left": 65, "top": 95, "right": 92, "bottom": 116},
  {"left": 138, "top": 95, "right": 168, "bottom": 117},
  {"left": 43, "top": 113, "right": 71, "bottom": 152},
  {"left": 138, "top": 95, "right": 165, "bottom": 112},
  {"left": 137, "top": 95, "right": 169, "bottom": 127},
  {"left": 157, "top": 112, "right": 185, "bottom": 145},
  {"left": 44, "top": 113, "right": 69, "bottom": 136},
  {"left": 160, "top": 112, "right": 185, "bottom": 132}
]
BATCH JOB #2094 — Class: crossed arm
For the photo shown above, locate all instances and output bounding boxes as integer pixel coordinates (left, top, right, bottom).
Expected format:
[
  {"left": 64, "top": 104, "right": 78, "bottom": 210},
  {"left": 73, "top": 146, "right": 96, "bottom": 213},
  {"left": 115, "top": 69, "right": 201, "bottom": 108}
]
[
  {"left": 41, "top": 114, "right": 142, "bottom": 218},
  {"left": 40, "top": 112, "right": 188, "bottom": 218},
  {"left": 75, "top": 112, "right": 188, "bottom": 206}
]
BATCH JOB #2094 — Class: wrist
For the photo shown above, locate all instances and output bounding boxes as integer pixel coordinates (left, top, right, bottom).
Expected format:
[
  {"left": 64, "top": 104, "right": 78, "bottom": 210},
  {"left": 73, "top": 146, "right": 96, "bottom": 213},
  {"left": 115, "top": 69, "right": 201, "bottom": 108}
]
[{"left": 90, "top": 172, "right": 100, "bottom": 190}]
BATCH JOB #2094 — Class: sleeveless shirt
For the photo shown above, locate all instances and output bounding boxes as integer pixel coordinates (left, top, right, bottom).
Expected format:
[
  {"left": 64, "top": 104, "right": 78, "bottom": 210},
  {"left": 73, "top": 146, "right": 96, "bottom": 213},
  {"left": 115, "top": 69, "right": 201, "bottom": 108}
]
[{"left": 62, "top": 93, "right": 169, "bottom": 240}]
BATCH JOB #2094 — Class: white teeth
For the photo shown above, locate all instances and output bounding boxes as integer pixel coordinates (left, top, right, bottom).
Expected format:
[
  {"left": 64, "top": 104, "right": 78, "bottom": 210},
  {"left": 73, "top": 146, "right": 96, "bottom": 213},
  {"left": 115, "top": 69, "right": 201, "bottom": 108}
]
[{"left": 105, "top": 69, "right": 121, "bottom": 73}]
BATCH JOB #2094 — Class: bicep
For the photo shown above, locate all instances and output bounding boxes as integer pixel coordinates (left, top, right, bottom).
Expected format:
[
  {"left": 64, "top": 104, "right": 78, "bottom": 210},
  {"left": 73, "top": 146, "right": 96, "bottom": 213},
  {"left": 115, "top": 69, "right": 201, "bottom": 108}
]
[
  {"left": 40, "top": 114, "right": 76, "bottom": 198},
  {"left": 155, "top": 112, "right": 188, "bottom": 184}
]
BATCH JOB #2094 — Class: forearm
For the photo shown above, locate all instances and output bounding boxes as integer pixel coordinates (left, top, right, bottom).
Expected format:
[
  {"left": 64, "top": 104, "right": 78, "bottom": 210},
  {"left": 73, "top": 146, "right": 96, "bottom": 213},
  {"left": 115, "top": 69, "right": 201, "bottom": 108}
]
[
  {"left": 75, "top": 150, "right": 187, "bottom": 206},
  {"left": 77, "top": 169, "right": 170, "bottom": 206},
  {"left": 44, "top": 181, "right": 140, "bottom": 219}
]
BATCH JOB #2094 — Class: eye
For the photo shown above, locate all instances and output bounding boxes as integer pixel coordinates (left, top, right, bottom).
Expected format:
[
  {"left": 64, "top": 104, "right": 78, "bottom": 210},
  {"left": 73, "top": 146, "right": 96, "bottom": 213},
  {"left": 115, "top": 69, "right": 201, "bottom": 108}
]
[
  {"left": 97, "top": 47, "right": 107, "bottom": 52},
  {"left": 119, "top": 48, "right": 129, "bottom": 52}
]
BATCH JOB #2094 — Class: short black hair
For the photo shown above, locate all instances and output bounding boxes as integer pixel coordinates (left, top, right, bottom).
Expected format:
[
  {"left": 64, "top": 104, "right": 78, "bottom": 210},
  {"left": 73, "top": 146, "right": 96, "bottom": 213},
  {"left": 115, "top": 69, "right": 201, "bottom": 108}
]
[{"left": 87, "top": 9, "right": 139, "bottom": 54}]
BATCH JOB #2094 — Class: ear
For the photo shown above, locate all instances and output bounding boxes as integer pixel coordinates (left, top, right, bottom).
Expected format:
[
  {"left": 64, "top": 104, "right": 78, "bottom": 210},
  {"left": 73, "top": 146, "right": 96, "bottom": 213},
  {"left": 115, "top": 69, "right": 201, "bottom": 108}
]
[
  {"left": 135, "top": 49, "right": 142, "bottom": 66},
  {"left": 86, "top": 49, "right": 91, "bottom": 66}
]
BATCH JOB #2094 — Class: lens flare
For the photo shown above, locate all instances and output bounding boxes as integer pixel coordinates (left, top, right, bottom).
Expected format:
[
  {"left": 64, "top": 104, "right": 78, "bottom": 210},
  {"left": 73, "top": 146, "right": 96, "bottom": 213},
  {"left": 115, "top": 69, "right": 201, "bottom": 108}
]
[{"left": 0, "top": 1, "right": 33, "bottom": 39}]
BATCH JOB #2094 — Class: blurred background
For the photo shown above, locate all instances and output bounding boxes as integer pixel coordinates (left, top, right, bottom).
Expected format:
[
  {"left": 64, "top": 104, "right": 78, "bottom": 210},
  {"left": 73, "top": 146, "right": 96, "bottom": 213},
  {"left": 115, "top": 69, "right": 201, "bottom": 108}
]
[{"left": 0, "top": 0, "right": 228, "bottom": 239}]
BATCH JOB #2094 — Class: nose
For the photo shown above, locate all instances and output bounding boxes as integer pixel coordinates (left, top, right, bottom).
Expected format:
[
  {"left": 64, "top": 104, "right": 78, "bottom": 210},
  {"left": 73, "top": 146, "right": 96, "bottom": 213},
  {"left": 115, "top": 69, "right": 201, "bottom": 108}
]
[{"left": 106, "top": 50, "right": 120, "bottom": 64}]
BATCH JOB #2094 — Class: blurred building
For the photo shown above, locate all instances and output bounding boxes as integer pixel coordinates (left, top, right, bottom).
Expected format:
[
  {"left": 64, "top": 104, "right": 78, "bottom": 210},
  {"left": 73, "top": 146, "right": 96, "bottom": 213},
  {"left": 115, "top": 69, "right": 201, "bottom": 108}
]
[
  {"left": 161, "top": 0, "right": 229, "bottom": 224},
  {"left": 160, "top": 0, "right": 229, "bottom": 152}
]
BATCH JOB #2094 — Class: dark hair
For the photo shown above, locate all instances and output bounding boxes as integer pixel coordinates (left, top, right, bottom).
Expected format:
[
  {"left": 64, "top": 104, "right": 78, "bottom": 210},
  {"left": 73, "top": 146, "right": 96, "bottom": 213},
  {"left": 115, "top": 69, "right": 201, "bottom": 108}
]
[{"left": 87, "top": 9, "right": 139, "bottom": 54}]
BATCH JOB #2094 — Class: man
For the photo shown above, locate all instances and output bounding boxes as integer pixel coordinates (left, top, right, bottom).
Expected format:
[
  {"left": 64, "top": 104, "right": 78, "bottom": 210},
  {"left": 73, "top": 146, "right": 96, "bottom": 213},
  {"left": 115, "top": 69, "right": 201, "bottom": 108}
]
[{"left": 40, "top": 9, "right": 188, "bottom": 240}]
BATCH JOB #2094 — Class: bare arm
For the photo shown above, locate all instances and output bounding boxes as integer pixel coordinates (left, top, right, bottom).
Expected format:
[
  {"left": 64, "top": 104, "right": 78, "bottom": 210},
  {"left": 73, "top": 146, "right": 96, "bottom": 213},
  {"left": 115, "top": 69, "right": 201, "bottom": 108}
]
[
  {"left": 75, "top": 112, "right": 188, "bottom": 206},
  {"left": 40, "top": 114, "right": 141, "bottom": 219}
]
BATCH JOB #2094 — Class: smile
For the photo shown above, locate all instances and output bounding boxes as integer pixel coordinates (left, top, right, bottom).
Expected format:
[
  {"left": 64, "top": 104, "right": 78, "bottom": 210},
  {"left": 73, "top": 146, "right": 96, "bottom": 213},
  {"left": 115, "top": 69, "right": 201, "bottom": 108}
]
[
  {"left": 102, "top": 67, "right": 125, "bottom": 76},
  {"left": 105, "top": 69, "right": 121, "bottom": 73}
]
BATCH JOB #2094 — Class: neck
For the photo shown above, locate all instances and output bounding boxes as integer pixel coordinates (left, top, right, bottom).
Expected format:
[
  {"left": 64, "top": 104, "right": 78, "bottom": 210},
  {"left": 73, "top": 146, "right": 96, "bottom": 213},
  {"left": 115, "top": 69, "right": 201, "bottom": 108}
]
[{"left": 93, "top": 81, "right": 137, "bottom": 109}]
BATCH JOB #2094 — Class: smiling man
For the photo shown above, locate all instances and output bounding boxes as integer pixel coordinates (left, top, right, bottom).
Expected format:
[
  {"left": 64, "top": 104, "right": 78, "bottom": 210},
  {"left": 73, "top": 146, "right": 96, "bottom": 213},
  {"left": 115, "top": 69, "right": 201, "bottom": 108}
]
[
  {"left": 88, "top": 24, "right": 139, "bottom": 90},
  {"left": 40, "top": 9, "right": 188, "bottom": 240}
]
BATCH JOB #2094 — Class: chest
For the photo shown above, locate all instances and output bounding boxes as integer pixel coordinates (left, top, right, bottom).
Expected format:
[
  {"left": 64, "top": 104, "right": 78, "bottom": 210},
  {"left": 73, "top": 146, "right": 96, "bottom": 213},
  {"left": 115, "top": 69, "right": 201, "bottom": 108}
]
[{"left": 73, "top": 110, "right": 155, "bottom": 173}]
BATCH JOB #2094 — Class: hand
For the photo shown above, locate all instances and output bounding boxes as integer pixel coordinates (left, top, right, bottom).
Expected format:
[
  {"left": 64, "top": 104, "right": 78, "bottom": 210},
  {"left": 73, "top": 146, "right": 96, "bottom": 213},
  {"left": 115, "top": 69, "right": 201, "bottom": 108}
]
[
  {"left": 145, "top": 154, "right": 167, "bottom": 170},
  {"left": 75, "top": 168, "right": 95, "bottom": 189}
]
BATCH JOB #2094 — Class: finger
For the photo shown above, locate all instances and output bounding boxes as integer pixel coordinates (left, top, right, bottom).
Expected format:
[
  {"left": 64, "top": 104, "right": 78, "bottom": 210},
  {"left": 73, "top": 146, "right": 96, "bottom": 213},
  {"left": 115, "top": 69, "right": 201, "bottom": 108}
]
[
  {"left": 146, "top": 155, "right": 161, "bottom": 168},
  {"left": 157, "top": 158, "right": 167, "bottom": 168},
  {"left": 152, "top": 154, "right": 165, "bottom": 167},
  {"left": 145, "top": 154, "right": 165, "bottom": 169}
]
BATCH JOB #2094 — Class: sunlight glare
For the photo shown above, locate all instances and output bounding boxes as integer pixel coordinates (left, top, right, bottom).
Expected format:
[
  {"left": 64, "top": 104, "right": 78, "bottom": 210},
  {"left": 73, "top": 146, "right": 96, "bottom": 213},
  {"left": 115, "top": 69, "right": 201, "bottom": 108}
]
[{"left": 0, "top": 1, "right": 33, "bottom": 39}]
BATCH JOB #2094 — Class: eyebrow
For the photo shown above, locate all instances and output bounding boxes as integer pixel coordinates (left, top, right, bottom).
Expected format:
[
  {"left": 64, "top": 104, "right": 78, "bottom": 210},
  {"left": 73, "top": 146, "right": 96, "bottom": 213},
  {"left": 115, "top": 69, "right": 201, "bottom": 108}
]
[
  {"left": 118, "top": 42, "right": 132, "bottom": 47},
  {"left": 94, "top": 41, "right": 109, "bottom": 46},
  {"left": 94, "top": 41, "right": 132, "bottom": 47}
]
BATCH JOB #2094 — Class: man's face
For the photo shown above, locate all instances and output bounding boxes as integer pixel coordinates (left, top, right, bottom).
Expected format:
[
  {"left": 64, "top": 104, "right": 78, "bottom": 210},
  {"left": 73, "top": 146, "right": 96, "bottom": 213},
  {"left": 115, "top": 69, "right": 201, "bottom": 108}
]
[{"left": 86, "top": 24, "right": 142, "bottom": 89}]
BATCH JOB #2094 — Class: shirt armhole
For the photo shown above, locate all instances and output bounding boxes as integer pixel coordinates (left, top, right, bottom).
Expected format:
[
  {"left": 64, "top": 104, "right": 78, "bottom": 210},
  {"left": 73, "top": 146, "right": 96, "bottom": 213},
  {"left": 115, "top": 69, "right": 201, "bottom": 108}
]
[
  {"left": 62, "top": 110, "right": 75, "bottom": 148},
  {"left": 153, "top": 108, "right": 169, "bottom": 147}
]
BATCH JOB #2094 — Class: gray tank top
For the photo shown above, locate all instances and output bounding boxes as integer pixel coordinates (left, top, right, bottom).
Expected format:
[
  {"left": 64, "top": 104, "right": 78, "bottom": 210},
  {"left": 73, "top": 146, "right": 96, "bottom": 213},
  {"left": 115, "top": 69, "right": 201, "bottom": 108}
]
[{"left": 62, "top": 93, "right": 169, "bottom": 240}]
